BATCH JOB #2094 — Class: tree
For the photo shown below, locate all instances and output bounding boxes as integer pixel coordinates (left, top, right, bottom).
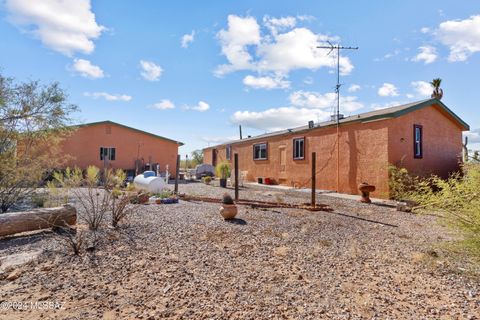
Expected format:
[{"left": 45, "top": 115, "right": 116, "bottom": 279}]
[
  {"left": 0, "top": 73, "right": 77, "bottom": 213},
  {"left": 430, "top": 78, "right": 443, "bottom": 100},
  {"left": 191, "top": 150, "right": 204, "bottom": 166}
]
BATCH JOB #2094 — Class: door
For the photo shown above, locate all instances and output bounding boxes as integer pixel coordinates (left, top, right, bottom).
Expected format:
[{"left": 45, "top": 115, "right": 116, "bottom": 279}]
[{"left": 279, "top": 147, "right": 286, "bottom": 173}]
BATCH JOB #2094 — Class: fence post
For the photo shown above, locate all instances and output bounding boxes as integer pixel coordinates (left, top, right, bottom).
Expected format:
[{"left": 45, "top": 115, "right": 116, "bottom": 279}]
[
  {"left": 234, "top": 153, "right": 239, "bottom": 201},
  {"left": 311, "top": 152, "right": 316, "bottom": 207},
  {"left": 174, "top": 154, "right": 180, "bottom": 194}
]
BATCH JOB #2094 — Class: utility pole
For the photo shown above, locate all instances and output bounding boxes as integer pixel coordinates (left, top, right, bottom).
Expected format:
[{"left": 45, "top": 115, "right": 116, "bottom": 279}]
[{"left": 317, "top": 42, "right": 358, "bottom": 193}]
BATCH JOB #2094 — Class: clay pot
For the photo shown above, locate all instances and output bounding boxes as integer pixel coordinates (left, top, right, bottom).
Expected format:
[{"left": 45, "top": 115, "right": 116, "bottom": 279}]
[
  {"left": 220, "top": 204, "right": 237, "bottom": 220},
  {"left": 358, "top": 182, "right": 376, "bottom": 203}
]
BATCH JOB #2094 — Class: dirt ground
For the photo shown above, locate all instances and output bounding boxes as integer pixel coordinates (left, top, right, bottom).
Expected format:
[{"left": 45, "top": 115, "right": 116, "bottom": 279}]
[{"left": 0, "top": 182, "right": 479, "bottom": 319}]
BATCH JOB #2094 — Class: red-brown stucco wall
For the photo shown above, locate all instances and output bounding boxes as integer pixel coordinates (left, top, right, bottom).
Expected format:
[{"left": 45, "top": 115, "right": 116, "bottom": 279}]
[
  {"left": 205, "top": 120, "right": 390, "bottom": 198},
  {"left": 60, "top": 123, "right": 179, "bottom": 174},
  {"left": 204, "top": 103, "right": 466, "bottom": 199},
  {"left": 387, "top": 104, "right": 463, "bottom": 178}
]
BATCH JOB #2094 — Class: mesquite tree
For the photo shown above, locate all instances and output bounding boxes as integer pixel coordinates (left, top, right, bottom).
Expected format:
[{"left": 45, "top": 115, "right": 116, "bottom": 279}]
[{"left": 0, "top": 72, "right": 77, "bottom": 212}]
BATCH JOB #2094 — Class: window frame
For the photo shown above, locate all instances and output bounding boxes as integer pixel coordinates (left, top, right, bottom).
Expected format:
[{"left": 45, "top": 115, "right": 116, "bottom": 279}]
[
  {"left": 293, "top": 137, "right": 305, "bottom": 160},
  {"left": 226, "top": 145, "right": 231, "bottom": 160},
  {"left": 253, "top": 143, "right": 268, "bottom": 160},
  {"left": 100, "top": 147, "right": 116, "bottom": 161},
  {"left": 413, "top": 124, "right": 423, "bottom": 159}
]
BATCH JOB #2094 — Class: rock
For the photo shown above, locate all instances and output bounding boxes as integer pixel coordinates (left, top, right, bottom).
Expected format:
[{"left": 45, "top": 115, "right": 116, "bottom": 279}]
[
  {"left": 6, "top": 268, "right": 22, "bottom": 281},
  {"left": 0, "top": 250, "right": 43, "bottom": 273}
]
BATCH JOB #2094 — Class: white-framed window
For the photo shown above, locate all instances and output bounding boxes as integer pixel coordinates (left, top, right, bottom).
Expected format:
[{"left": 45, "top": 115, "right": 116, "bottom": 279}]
[
  {"left": 100, "top": 147, "right": 116, "bottom": 161},
  {"left": 293, "top": 138, "right": 305, "bottom": 160},
  {"left": 226, "top": 145, "right": 231, "bottom": 160},
  {"left": 253, "top": 143, "right": 267, "bottom": 160},
  {"left": 413, "top": 125, "right": 423, "bottom": 159}
]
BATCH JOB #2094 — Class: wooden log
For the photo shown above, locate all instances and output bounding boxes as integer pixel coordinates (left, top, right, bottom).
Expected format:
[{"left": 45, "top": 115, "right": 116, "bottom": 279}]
[{"left": 0, "top": 205, "right": 76, "bottom": 238}]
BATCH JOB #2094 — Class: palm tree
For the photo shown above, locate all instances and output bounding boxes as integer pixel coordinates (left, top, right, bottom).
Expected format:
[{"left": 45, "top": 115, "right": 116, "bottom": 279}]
[{"left": 430, "top": 78, "right": 443, "bottom": 100}]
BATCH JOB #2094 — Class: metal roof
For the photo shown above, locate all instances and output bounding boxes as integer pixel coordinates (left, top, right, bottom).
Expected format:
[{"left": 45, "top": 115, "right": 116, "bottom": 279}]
[
  {"left": 205, "top": 98, "right": 469, "bottom": 149},
  {"left": 73, "top": 120, "right": 184, "bottom": 146}
]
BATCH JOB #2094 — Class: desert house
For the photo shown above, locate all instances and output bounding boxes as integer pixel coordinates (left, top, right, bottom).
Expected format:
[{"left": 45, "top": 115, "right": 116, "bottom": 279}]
[
  {"left": 60, "top": 121, "right": 183, "bottom": 177},
  {"left": 203, "top": 99, "right": 469, "bottom": 198}
]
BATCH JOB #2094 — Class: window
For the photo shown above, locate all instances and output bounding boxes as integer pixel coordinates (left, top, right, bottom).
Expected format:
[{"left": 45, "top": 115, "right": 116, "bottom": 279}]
[
  {"left": 413, "top": 125, "right": 422, "bottom": 158},
  {"left": 293, "top": 138, "right": 305, "bottom": 160},
  {"left": 226, "top": 145, "right": 231, "bottom": 160},
  {"left": 253, "top": 143, "right": 267, "bottom": 160},
  {"left": 100, "top": 147, "right": 116, "bottom": 161}
]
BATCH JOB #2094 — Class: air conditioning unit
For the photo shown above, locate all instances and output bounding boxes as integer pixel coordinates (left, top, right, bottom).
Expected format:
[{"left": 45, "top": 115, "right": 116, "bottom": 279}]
[{"left": 331, "top": 114, "right": 344, "bottom": 122}]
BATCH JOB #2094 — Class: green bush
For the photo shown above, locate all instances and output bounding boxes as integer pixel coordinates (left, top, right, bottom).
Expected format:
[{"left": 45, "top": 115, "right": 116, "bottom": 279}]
[
  {"left": 392, "top": 163, "right": 480, "bottom": 256},
  {"left": 215, "top": 161, "right": 231, "bottom": 179},
  {"left": 202, "top": 176, "right": 212, "bottom": 185}
]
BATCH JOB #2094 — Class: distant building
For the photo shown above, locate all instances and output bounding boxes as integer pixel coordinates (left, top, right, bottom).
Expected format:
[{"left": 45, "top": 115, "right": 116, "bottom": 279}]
[
  {"left": 60, "top": 121, "right": 183, "bottom": 177},
  {"left": 203, "top": 99, "right": 469, "bottom": 198}
]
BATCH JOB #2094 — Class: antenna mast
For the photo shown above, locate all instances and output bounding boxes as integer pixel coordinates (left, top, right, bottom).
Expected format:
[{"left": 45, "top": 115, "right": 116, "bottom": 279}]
[{"left": 317, "top": 42, "right": 358, "bottom": 192}]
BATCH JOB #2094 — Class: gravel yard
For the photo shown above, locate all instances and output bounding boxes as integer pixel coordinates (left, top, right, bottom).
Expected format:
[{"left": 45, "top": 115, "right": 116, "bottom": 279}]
[{"left": 0, "top": 182, "right": 479, "bottom": 319}]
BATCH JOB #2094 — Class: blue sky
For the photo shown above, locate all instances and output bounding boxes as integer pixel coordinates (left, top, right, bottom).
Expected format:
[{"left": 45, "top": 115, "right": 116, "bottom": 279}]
[{"left": 1, "top": 1, "right": 479, "bottom": 154}]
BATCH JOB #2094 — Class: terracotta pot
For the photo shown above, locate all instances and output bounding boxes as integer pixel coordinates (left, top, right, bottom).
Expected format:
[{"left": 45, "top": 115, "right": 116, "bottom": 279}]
[
  {"left": 220, "top": 204, "right": 237, "bottom": 220},
  {"left": 358, "top": 182, "right": 376, "bottom": 203}
]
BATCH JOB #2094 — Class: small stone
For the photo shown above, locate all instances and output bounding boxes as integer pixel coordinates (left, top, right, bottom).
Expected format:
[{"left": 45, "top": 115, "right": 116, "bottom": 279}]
[{"left": 6, "top": 269, "right": 22, "bottom": 281}]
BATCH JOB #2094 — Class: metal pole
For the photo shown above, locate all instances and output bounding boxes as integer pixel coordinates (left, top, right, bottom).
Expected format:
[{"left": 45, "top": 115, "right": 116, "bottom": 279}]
[
  {"left": 234, "top": 153, "right": 239, "bottom": 201},
  {"left": 174, "top": 154, "right": 180, "bottom": 194},
  {"left": 336, "top": 46, "right": 340, "bottom": 193},
  {"left": 239, "top": 125, "right": 243, "bottom": 140},
  {"left": 311, "top": 152, "right": 316, "bottom": 207}
]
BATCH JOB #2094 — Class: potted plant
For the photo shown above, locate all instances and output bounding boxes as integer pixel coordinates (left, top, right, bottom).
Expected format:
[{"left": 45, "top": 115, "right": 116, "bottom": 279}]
[
  {"left": 220, "top": 193, "right": 237, "bottom": 219},
  {"left": 216, "top": 161, "right": 231, "bottom": 188}
]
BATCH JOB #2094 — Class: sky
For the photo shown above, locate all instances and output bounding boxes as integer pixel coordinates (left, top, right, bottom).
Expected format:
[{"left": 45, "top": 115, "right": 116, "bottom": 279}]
[{"left": 1, "top": 0, "right": 479, "bottom": 155}]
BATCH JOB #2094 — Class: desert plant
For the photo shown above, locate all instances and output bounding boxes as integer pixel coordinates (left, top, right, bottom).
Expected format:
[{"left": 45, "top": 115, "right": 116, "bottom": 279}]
[
  {"left": 203, "top": 176, "right": 212, "bottom": 185},
  {"left": 50, "top": 166, "right": 118, "bottom": 230},
  {"left": 111, "top": 188, "right": 134, "bottom": 228},
  {"left": 0, "top": 73, "right": 77, "bottom": 213},
  {"left": 430, "top": 78, "right": 443, "bottom": 100},
  {"left": 216, "top": 161, "right": 231, "bottom": 179},
  {"left": 388, "top": 164, "right": 421, "bottom": 200},
  {"left": 222, "top": 193, "right": 234, "bottom": 205},
  {"left": 55, "top": 227, "right": 85, "bottom": 255}
]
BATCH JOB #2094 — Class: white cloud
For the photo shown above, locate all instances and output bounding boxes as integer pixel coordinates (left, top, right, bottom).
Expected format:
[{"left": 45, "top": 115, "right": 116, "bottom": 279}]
[
  {"left": 289, "top": 90, "right": 363, "bottom": 112},
  {"left": 181, "top": 30, "right": 195, "bottom": 48},
  {"left": 243, "top": 75, "right": 290, "bottom": 90},
  {"left": 83, "top": 92, "right": 131, "bottom": 101},
  {"left": 151, "top": 99, "right": 175, "bottom": 110},
  {"left": 215, "top": 15, "right": 261, "bottom": 76},
  {"left": 412, "top": 46, "right": 438, "bottom": 64},
  {"left": 263, "top": 15, "right": 296, "bottom": 35},
  {"left": 303, "top": 76, "right": 314, "bottom": 85},
  {"left": 185, "top": 101, "right": 210, "bottom": 112},
  {"left": 410, "top": 81, "right": 432, "bottom": 97},
  {"left": 465, "top": 128, "right": 480, "bottom": 143},
  {"left": 71, "top": 58, "right": 104, "bottom": 78},
  {"left": 437, "top": 15, "right": 480, "bottom": 62},
  {"left": 5, "top": 0, "right": 105, "bottom": 56},
  {"left": 420, "top": 27, "right": 431, "bottom": 34},
  {"left": 231, "top": 107, "right": 330, "bottom": 131},
  {"left": 371, "top": 101, "right": 404, "bottom": 110},
  {"left": 377, "top": 83, "right": 399, "bottom": 97},
  {"left": 215, "top": 15, "right": 353, "bottom": 77},
  {"left": 140, "top": 60, "right": 163, "bottom": 81},
  {"left": 348, "top": 84, "right": 361, "bottom": 93},
  {"left": 201, "top": 136, "right": 238, "bottom": 144}
]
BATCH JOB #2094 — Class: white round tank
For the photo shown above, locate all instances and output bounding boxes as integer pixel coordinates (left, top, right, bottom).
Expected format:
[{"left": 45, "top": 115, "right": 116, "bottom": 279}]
[{"left": 133, "top": 173, "right": 166, "bottom": 193}]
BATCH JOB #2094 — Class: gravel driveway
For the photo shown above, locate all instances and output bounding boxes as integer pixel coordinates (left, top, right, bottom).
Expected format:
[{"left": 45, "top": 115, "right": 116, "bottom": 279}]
[{"left": 0, "top": 182, "right": 478, "bottom": 319}]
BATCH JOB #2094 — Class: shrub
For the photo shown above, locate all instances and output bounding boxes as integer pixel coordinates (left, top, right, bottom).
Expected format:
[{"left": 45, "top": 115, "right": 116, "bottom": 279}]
[
  {"left": 222, "top": 193, "right": 234, "bottom": 205},
  {"left": 203, "top": 176, "right": 212, "bottom": 185},
  {"left": 392, "top": 163, "right": 480, "bottom": 256},
  {"left": 388, "top": 164, "right": 421, "bottom": 200},
  {"left": 49, "top": 166, "right": 130, "bottom": 230},
  {"left": 216, "top": 161, "right": 231, "bottom": 179}
]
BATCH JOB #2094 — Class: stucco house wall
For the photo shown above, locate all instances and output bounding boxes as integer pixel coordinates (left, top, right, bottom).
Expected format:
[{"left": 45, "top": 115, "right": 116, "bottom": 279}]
[
  {"left": 60, "top": 121, "right": 181, "bottom": 174},
  {"left": 388, "top": 104, "right": 463, "bottom": 178},
  {"left": 204, "top": 100, "right": 468, "bottom": 199}
]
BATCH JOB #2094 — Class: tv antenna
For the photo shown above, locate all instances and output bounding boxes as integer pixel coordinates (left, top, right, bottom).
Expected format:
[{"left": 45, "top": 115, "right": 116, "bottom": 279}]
[{"left": 317, "top": 41, "right": 358, "bottom": 192}]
